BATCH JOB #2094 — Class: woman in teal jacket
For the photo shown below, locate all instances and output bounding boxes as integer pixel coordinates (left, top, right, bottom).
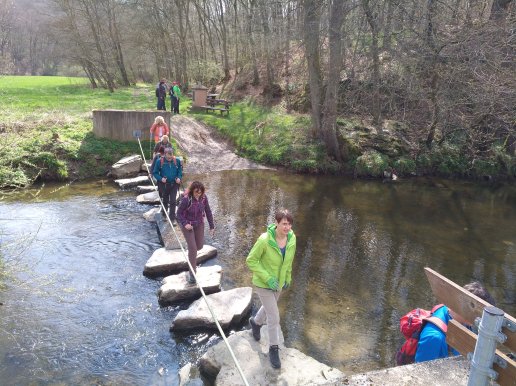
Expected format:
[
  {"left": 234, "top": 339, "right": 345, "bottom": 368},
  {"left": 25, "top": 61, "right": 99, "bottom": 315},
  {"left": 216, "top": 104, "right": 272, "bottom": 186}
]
[{"left": 246, "top": 209, "right": 296, "bottom": 369}]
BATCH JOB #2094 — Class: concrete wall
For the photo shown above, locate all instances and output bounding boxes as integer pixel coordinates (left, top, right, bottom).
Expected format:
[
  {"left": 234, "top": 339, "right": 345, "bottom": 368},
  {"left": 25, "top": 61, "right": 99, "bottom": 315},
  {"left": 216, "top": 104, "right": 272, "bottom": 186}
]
[{"left": 92, "top": 110, "right": 171, "bottom": 142}]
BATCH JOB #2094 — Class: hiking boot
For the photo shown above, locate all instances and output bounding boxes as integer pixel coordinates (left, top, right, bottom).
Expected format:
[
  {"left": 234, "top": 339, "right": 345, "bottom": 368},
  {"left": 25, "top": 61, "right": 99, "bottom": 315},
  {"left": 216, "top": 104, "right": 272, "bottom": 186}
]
[
  {"left": 249, "top": 317, "right": 261, "bottom": 341},
  {"left": 269, "top": 345, "right": 281, "bottom": 369},
  {"left": 188, "top": 272, "right": 197, "bottom": 284}
]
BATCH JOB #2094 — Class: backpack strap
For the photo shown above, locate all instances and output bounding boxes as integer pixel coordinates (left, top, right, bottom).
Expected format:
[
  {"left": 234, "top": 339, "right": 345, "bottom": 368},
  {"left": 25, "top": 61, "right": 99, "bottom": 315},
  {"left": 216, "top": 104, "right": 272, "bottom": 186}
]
[
  {"left": 424, "top": 304, "right": 448, "bottom": 333},
  {"left": 431, "top": 304, "right": 445, "bottom": 313},
  {"left": 425, "top": 316, "right": 448, "bottom": 333}
]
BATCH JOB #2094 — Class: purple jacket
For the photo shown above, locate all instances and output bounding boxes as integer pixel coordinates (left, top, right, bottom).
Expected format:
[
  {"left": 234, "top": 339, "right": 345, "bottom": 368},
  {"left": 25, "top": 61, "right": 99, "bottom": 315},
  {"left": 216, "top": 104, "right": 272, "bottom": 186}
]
[{"left": 177, "top": 194, "right": 214, "bottom": 229}]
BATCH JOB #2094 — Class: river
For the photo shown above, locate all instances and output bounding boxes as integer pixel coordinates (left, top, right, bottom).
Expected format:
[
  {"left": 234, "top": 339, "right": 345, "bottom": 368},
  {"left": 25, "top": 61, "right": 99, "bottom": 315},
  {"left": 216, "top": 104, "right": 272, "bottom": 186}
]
[{"left": 0, "top": 171, "right": 515, "bottom": 385}]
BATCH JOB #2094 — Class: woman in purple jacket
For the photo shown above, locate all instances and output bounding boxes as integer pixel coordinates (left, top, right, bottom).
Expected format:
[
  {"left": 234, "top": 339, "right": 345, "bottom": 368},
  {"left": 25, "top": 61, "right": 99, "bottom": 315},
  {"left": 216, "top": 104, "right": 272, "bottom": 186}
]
[{"left": 176, "top": 181, "right": 215, "bottom": 284}]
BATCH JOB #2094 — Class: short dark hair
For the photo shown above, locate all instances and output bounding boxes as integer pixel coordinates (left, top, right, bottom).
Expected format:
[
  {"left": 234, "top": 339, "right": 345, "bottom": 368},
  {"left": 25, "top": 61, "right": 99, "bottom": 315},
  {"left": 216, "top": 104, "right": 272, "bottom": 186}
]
[
  {"left": 275, "top": 209, "right": 293, "bottom": 224},
  {"left": 464, "top": 281, "right": 496, "bottom": 305}
]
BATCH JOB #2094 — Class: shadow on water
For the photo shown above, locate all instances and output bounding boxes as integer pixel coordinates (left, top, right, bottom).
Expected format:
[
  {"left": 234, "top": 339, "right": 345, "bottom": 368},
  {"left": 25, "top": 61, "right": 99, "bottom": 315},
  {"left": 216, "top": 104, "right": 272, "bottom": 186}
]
[{"left": 0, "top": 173, "right": 515, "bottom": 383}]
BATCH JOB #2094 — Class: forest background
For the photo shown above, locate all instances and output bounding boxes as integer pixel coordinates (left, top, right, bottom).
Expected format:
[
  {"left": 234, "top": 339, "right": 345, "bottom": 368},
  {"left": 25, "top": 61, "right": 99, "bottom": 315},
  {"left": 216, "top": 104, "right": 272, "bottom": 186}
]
[{"left": 0, "top": 0, "right": 515, "bottom": 188}]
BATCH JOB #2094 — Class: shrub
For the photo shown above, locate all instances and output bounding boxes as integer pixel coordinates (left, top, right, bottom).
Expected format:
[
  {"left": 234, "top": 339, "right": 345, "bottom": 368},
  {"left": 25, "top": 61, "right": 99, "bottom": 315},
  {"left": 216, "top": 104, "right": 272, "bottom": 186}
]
[
  {"left": 394, "top": 157, "right": 416, "bottom": 176},
  {"left": 355, "top": 150, "right": 389, "bottom": 177}
]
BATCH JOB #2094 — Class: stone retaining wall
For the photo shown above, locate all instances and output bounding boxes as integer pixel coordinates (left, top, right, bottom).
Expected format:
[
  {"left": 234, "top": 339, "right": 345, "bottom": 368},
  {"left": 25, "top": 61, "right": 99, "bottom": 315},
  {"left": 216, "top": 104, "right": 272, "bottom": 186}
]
[{"left": 92, "top": 110, "right": 171, "bottom": 141}]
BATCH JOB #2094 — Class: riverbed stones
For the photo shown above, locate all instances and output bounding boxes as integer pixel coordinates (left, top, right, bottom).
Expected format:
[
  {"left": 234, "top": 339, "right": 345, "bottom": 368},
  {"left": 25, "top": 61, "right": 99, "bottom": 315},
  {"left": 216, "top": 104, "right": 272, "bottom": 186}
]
[
  {"left": 111, "top": 155, "right": 142, "bottom": 178},
  {"left": 158, "top": 265, "right": 222, "bottom": 305},
  {"left": 143, "top": 245, "right": 218, "bottom": 277},
  {"left": 171, "top": 287, "right": 252, "bottom": 331},
  {"left": 114, "top": 175, "right": 149, "bottom": 189},
  {"left": 198, "top": 329, "right": 344, "bottom": 385},
  {"left": 136, "top": 190, "right": 160, "bottom": 204}
]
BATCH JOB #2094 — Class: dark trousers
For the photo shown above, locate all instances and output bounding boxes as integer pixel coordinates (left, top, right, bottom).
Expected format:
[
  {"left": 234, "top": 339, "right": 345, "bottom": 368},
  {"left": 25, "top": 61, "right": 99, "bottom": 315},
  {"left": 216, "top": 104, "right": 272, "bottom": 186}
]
[
  {"left": 180, "top": 223, "right": 205, "bottom": 273},
  {"left": 158, "top": 181, "right": 178, "bottom": 219},
  {"left": 171, "top": 96, "right": 179, "bottom": 114},
  {"left": 157, "top": 97, "right": 166, "bottom": 111}
]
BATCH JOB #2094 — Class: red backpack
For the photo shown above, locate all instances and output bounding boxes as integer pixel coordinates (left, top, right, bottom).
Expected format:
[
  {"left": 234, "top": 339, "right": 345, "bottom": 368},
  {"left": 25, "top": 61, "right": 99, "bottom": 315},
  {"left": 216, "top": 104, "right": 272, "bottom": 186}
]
[{"left": 395, "top": 304, "right": 447, "bottom": 365}]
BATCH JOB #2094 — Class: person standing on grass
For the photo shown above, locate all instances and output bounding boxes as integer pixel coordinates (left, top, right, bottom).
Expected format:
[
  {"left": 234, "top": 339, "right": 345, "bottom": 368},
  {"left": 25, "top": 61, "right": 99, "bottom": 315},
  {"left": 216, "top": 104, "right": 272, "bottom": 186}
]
[
  {"left": 152, "top": 148, "right": 182, "bottom": 222},
  {"left": 176, "top": 181, "right": 215, "bottom": 284},
  {"left": 170, "top": 81, "right": 182, "bottom": 114},
  {"left": 246, "top": 209, "right": 296, "bottom": 370},
  {"left": 156, "top": 78, "right": 168, "bottom": 111},
  {"left": 149, "top": 116, "right": 169, "bottom": 144}
]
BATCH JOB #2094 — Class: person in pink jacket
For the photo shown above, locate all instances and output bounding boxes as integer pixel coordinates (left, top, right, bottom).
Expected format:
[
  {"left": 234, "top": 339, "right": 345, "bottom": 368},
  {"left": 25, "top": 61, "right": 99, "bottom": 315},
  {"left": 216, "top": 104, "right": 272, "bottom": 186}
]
[{"left": 149, "top": 116, "right": 169, "bottom": 143}]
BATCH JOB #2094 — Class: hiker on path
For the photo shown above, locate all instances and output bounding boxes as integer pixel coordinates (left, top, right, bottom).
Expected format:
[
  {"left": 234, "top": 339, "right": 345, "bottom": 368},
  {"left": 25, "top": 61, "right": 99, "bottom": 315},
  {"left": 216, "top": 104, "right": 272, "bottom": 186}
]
[
  {"left": 176, "top": 181, "right": 215, "bottom": 284},
  {"left": 415, "top": 281, "right": 496, "bottom": 363},
  {"left": 152, "top": 148, "right": 182, "bottom": 222},
  {"left": 246, "top": 209, "right": 296, "bottom": 370},
  {"left": 170, "top": 81, "right": 181, "bottom": 114},
  {"left": 149, "top": 116, "right": 169, "bottom": 144},
  {"left": 156, "top": 78, "right": 168, "bottom": 111}
]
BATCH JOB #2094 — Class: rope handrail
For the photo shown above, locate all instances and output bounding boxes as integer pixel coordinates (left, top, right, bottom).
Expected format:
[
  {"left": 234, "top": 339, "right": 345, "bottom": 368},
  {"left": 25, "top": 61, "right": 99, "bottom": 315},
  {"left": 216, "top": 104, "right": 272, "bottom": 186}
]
[{"left": 137, "top": 138, "right": 250, "bottom": 386}]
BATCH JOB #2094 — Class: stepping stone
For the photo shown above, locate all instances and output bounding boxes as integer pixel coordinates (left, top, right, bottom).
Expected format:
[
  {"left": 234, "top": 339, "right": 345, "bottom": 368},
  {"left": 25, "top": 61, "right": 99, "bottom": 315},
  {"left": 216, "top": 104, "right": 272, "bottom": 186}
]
[
  {"left": 141, "top": 161, "right": 152, "bottom": 172},
  {"left": 171, "top": 287, "right": 252, "bottom": 331},
  {"left": 155, "top": 214, "right": 187, "bottom": 249},
  {"left": 114, "top": 175, "right": 149, "bottom": 189},
  {"left": 137, "top": 185, "right": 157, "bottom": 193},
  {"left": 158, "top": 265, "right": 222, "bottom": 306},
  {"left": 199, "top": 328, "right": 345, "bottom": 385},
  {"left": 111, "top": 155, "right": 142, "bottom": 178},
  {"left": 143, "top": 245, "right": 218, "bottom": 277},
  {"left": 136, "top": 190, "right": 160, "bottom": 204},
  {"left": 143, "top": 207, "right": 161, "bottom": 222}
]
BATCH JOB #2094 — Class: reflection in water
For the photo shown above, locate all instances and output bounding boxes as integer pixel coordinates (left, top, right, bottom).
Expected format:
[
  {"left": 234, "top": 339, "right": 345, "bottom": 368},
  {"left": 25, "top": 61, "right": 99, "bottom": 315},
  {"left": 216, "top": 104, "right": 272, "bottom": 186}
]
[{"left": 0, "top": 174, "right": 515, "bottom": 383}]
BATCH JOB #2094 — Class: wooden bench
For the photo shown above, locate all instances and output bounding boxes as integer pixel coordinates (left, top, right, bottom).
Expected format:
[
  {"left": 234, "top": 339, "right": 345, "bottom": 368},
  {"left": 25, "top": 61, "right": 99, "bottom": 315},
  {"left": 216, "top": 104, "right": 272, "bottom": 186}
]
[
  {"left": 200, "top": 105, "right": 230, "bottom": 116},
  {"left": 424, "top": 267, "right": 515, "bottom": 386}
]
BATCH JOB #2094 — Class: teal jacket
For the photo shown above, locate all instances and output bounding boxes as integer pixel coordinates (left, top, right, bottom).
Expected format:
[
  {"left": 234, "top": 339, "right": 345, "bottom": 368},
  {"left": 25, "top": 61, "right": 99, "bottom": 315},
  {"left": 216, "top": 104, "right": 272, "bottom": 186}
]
[{"left": 246, "top": 224, "right": 296, "bottom": 289}]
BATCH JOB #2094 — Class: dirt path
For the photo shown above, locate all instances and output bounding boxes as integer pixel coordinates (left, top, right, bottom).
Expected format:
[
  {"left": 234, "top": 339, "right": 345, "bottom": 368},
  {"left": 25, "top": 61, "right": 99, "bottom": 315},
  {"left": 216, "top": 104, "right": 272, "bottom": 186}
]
[{"left": 169, "top": 115, "right": 272, "bottom": 174}]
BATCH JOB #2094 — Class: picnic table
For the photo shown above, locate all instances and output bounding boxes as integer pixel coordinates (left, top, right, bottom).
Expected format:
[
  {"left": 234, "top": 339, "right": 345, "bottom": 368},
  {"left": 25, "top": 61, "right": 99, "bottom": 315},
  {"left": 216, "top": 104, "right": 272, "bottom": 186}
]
[{"left": 202, "top": 97, "right": 231, "bottom": 116}]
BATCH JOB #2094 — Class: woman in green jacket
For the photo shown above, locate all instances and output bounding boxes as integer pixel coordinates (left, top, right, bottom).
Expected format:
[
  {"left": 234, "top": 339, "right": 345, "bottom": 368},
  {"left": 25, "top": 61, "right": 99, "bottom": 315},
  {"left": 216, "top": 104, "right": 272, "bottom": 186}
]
[{"left": 246, "top": 209, "right": 296, "bottom": 369}]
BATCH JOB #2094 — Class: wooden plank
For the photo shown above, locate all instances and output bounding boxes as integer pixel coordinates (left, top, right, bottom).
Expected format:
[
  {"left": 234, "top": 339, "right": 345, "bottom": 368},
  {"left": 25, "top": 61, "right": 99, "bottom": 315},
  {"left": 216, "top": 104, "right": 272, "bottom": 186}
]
[
  {"left": 425, "top": 267, "right": 516, "bottom": 352},
  {"left": 447, "top": 320, "right": 516, "bottom": 386}
]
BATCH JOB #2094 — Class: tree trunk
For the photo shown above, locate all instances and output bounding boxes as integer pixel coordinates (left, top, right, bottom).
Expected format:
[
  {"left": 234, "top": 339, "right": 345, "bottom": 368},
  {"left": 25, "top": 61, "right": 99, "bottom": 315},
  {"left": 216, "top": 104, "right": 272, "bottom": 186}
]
[
  {"left": 105, "top": 0, "right": 130, "bottom": 86},
  {"left": 321, "top": 0, "right": 346, "bottom": 161},
  {"left": 248, "top": 0, "right": 260, "bottom": 85},
  {"left": 489, "top": 0, "right": 513, "bottom": 20},
  {"left": 362, "top": 0, "right": 381, "bottom": 125},
  {"left": 303, "top": 0, "right": 323, "bottom": 136},
  {"left": 424, "top": 0, "right": 439, "bottom": 149}
]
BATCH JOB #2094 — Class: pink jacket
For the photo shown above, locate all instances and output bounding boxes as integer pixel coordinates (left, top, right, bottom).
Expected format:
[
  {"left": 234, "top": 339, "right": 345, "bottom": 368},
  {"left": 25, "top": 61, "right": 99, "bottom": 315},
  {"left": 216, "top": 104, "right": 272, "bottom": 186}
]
[{"left": 149, "top": 123, "right": 169, "bottom": 142}]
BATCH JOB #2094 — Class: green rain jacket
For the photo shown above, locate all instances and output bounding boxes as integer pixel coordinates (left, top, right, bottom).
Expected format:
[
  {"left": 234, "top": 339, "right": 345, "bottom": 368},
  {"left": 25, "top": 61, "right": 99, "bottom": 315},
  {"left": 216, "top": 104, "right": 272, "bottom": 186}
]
[{"left": 246, "top": 223, "right": 296, "bottom": 289}]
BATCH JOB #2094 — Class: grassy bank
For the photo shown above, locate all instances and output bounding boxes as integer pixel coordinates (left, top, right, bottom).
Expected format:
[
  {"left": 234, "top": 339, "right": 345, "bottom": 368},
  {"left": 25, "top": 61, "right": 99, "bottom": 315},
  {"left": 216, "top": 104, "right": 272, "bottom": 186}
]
[
  {"left": 0, "top": 76, "right": 157, "bottom": 189},
  {"left": 190, "top": 102, "right": 332, "bottom": 172},
  {"left": 1, "top": 76, "right": 513, "bottom": 189}
]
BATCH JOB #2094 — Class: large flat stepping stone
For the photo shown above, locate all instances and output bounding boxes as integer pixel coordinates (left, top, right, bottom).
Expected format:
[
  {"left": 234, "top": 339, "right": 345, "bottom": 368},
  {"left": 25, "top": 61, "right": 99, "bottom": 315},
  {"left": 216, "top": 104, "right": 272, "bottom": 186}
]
[
  {"left": 143, "top": 245, "right": 217, "bottom": 277},
  {"left": 198, "top": 328, "right": 344, "bottom": 385},
  {"left": 171, "top": 287, "right": 252, "bottom": 331},
  {"left": 114, "top": 175, "right": 149, "bottom": 189},
  {"left": 136, "top": 190, "right": 160, "bottom": 204},
  {"left": 158, "top": 265, "right": 222, "bottom": 306},
  {"left": 111, "top": 155, "right": 142, "bottom": 178}
]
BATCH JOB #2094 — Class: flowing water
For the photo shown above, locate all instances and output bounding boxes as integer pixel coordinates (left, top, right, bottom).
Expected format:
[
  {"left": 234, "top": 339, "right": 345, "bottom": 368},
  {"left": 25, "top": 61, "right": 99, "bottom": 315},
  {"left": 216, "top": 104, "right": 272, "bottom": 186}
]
[{"left": 0, "top": 171, "right": 515, "bottom": 385}]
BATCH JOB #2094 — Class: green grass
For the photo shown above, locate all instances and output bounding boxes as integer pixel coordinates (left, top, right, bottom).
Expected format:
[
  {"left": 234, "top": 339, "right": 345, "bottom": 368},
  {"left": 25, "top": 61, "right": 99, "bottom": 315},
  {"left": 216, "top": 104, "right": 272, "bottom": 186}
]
[
  {"left": 190, "top": 100, "right": 330, "bottom": 172},
  {"left": 0, "top": 76, "right": 159, "bottom": 188}
]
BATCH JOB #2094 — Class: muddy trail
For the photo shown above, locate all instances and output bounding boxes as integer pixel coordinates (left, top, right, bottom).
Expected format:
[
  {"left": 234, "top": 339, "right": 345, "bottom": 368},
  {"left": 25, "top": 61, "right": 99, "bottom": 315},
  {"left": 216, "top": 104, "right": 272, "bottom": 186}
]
[{"left": 169, "top": 115, "right": 272, "bottom": 174}]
